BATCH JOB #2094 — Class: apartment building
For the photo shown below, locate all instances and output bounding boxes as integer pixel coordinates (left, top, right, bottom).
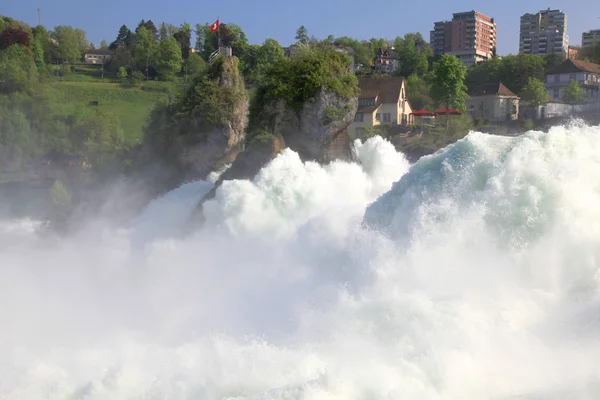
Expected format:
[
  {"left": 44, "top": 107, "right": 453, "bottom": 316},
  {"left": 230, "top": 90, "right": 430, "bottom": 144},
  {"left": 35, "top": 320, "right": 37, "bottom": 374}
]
[
  {"left": 430, "top": 10, "right": 496, "bottom": 66},
  {"left": 519, "top": 9, "right": 568, "bottom": 57},
  {"left": 582, "top": 29, "right": 600, "bottom": 51}
]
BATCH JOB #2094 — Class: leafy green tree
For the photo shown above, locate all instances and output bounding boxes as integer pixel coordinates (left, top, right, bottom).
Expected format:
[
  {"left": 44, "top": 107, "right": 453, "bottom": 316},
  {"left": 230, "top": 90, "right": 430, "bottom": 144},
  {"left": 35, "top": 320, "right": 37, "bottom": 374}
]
[
  {"left": 159, "top": 23, "right": 168, "bottom": 41},
  {"left": 156, "top": 36, "right": 182, "bottom": 80},
  {"left": 542, "top": 53, "right": 566, "bottom": 75},
  {"left": 184, "top": 52, "right": 205, "bottom": 79},
  {"left": 51, "top": 26, "right": 81, "bottom": 63},
  {"left": 562, "top": 79, "right": 586, "bottom": 111},
  {"left": 295, "top": 25, "right": 309, "bottom": 45},
  {"left": 50, "top": 179, "right": 71, "bottom": 207},
  {"left": 334, "top": 36, "right": 374, "bottom": 66},
  {"left": 395, "top": 33, "right": 430, "bottom": 77},
  {"left": 0, "top": 108, "right": 35, "bottom": 169},
  {"left": 135, "top": 26, "right": 158, "bottom": 72},
  {"left": 74, "top": 28, "right": 88, "bottom": 55},
  {"left": 520, "top": 77, "right": 548, "bottom": 108},
  {"left": 173, "top": 22, "right": 191, "bottom": 60},
  {"left": 430, "top": 54, "right": 468, "bottom": 131},
  {"left": 465, "top": 56, "right": 501, "bottom": 90},
  {"left": 243, "top": 38, "right": 285, "bottom": 84},
  {"left": 143, "top": 20, "right": 158, "bottom": 41},
  {"left": 117, "top": 66, "right": 127, "bottom": 80},
  {"left": 194, "top": 23, "right": 212, "bottom": 58},
  {"left": 29, "top": 35, "right": 45, "bottom": 66},
  {"left": 0, "top": 45, "right": 38, "bottom": 93},
  {"left": 405, "top": 74, "right": 433, "bottom": 110},
  {"left": 497, "top": 53, "right": 545, "bottom": 95},
  {"left": 32, "top": 25, "right": 56, "bottom": 63}
]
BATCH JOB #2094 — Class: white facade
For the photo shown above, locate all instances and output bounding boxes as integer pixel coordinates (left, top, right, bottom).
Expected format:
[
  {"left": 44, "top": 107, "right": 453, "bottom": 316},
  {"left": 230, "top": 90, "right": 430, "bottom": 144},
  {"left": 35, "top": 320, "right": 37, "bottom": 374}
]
[{"left": 545, "top": 71, "right": 600, "bottom": 104}]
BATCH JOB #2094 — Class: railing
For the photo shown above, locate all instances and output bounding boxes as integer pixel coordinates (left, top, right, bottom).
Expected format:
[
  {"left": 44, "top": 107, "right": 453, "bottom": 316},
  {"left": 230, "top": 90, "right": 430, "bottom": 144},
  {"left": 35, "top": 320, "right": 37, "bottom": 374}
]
[
  {"left": 209, "top": 46, "right": 233, "bottom": 64},
  {"left": 209, "top": 49, "right": 220, "bottom": 64}
]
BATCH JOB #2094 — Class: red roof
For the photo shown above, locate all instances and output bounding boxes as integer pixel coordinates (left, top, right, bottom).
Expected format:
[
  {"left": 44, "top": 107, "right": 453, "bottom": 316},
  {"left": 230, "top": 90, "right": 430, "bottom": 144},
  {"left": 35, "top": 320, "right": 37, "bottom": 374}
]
[
  {"left": 411, "top": 109, "right": 435, "bottom": 116},
  {"left": 435, "top": 108, "right": 462, "bottom": 115}
]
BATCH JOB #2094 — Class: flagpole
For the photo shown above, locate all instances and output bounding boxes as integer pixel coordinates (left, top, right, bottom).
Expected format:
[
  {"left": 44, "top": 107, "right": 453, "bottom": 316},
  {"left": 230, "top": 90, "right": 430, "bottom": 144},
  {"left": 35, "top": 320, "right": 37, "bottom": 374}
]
[{"left": 217, "top": 16, "right": 221, "bottom": 48}]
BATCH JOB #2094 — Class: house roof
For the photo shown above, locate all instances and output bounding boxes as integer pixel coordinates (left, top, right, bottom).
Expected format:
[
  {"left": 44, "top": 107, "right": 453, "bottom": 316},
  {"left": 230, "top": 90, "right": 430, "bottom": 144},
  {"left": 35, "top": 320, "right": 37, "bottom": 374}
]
[
  {"left": 358, "top": 76, "right": 404, "bottom": 102},
  {"left": 469, "top": 82, "right": 519, "bottom": 98},
  {"left": 358, "top": 105, "right": 381, "bottom": 113},
  {"left": 86, "top": 49, "right": 112, "bottom": 55},
  {"left": 550, "top": 59, "right": 600, "bottom": 75}
]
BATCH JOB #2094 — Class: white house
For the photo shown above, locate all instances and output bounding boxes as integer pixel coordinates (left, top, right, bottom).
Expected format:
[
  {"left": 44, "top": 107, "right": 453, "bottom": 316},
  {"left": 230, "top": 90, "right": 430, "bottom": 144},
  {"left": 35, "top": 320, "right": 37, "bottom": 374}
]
[{"left": 545, "top": 59, "right": 600, "bottom": 104}]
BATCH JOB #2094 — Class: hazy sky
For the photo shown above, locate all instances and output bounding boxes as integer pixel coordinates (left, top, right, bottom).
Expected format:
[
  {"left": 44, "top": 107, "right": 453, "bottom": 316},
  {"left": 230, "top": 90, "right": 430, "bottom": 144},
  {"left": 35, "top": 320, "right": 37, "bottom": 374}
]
[{"left": 3, "top": 0, "right": 597, "bottom": 56}]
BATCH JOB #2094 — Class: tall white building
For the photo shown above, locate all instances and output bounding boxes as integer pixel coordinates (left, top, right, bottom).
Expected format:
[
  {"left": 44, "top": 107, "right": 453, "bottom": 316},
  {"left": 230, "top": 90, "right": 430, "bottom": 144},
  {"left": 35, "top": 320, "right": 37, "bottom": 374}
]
[{"left": 519, "top": 9, "right": 568, "bottom": 57}]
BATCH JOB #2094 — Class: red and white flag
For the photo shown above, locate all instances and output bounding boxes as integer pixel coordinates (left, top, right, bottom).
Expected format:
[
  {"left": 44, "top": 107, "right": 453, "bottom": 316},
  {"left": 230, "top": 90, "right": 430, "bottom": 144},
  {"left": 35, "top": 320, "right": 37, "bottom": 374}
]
[{"left": 210, "top": 19, "right": 219, "bottom": 32}]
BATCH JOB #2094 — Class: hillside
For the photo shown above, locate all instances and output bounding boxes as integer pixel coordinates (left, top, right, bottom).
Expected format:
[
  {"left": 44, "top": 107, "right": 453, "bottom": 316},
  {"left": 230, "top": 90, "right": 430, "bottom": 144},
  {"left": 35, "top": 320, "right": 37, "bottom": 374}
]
[{"left": 41, "top": 81, "right": 170, "bottom": 145}]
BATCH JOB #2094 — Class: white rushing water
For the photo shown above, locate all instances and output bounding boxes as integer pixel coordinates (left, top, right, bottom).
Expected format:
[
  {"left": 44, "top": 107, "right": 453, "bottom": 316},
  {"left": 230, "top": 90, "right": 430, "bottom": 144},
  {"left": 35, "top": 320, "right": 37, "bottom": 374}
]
[{"left": 2, "top": 124, "right": 600, "bottom": 399}]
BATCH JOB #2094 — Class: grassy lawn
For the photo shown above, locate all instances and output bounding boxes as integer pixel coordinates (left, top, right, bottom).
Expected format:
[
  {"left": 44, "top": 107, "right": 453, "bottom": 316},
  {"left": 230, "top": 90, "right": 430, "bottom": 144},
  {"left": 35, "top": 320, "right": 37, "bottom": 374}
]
[{"left": 41, "top": 81, "right": 171, "bottom": 145}]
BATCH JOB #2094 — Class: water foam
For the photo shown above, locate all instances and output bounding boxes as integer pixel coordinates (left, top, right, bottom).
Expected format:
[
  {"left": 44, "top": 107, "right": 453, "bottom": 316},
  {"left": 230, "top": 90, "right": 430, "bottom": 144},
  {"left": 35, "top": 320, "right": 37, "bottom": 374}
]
[{"left": 2, "top": 125, "right": 600, "bottom": 399}]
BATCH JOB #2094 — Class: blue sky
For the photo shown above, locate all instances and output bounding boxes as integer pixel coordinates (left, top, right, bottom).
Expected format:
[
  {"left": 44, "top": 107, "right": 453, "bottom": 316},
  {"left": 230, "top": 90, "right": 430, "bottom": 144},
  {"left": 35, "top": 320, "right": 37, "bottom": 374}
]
[{"left": 3, "top": 0, "right": 597, "bottom": 56}]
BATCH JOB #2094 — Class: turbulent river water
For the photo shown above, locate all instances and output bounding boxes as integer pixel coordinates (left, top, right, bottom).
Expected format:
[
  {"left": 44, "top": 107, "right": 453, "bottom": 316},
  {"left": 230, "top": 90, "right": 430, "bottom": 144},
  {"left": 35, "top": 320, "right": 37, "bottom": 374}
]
[{"left": 2, "top": 122, "right": 600, "bottom": 399}]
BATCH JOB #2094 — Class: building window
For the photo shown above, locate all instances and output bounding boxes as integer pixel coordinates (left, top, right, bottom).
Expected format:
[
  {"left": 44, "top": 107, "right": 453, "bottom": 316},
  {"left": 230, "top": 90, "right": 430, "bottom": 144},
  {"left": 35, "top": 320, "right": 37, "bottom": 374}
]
[
  {"left": 354, "top": 113, "right": 363, "bottom": 122},
  {"left": 553, "top": 88, "right": 560, "bottom": 98},
  {"left": 383, "top": 113, "right": 391, "bottom": 122},
  {"left": 570, "top": 74, "right": 576, "bottom": 81},
  {"left": 375, "top": 113, "right": 381, "bottom": 122}
]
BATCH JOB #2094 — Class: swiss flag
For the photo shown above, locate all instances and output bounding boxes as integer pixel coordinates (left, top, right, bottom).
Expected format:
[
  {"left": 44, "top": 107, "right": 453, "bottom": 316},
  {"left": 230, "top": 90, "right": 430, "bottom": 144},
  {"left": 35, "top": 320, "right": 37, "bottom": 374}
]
[{"left": 210, "top": 19, "right": 219, "bottom": 33}]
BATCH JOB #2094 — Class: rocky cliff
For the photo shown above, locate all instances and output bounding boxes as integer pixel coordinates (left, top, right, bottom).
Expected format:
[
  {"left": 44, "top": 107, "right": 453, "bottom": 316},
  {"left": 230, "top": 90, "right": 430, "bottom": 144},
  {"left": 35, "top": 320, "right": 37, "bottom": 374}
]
[
  {"left": 191, "top": 46, "right": 359, "bottom": 224},
  {"left": 137, "top": 56, "right": 249, "bottom": 195}
]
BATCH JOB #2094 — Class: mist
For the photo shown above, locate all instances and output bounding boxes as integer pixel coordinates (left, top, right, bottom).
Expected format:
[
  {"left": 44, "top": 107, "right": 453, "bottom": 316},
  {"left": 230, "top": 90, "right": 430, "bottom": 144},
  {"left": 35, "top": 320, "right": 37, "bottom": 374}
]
[{"left": 2, "top": 126, "right": 600, "bottom": 399}]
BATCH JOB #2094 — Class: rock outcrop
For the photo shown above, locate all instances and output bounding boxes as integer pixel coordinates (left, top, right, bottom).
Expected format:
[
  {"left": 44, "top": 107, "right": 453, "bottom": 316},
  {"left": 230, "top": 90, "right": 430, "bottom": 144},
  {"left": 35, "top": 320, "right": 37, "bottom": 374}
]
[
  {"left": 262, "top": 88, "right": 358, "bottom": 163},
  {"left": 191, "top": 86, "right": 358, "bottom": 223},
  {"left": 190, "top": 47, "right": 360, "bottom": 225},
  {"left": 137, "top": 56, "right": 249, "bottom": 195}
]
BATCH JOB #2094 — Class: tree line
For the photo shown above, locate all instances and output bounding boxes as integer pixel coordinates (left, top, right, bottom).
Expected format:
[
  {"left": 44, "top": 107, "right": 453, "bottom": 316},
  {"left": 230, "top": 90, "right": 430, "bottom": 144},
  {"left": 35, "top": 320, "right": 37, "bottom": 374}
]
[{"left": 0, "top": 13, "right": 598, "bottom": 178}]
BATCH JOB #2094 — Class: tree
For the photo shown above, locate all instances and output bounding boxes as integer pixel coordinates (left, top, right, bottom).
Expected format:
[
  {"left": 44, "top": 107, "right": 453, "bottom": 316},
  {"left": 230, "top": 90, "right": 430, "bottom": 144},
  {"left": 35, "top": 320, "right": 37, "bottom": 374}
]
[
  {"left": 562, "top": 79, "right": 586, "bottom": 112},
  {"left": 159, "top": 23, "right": 168, "bottom": 41},
  {"left": 184, "top": 52, "right": 205, "bottom": 79},
  {"left": 520, "top": 77, "right": 548, "bottom": 108},
  {"left": 29, "top": 35, "right": 45, "bottom": 66},
  {"left": 110, "top": 25, "right": 132, "bottom": 49},
  {"left": 0, "top": 45, "right": 38, "bottom": 93},
  {"left": 497, "top": 54, "right": 545, "bottom": 95},
  {"left": 51, "top": 26, "right": 81, "bottom": 63},
  {"left": 0, "top": 26, "right": 30, "bottom": 49},
  {"left": 405, "top": 74, "right": 433, "bottom": 110},
  {"left": 156, "top": 36, "right": 182, "bottom": 80},
  {"left": 195, "top": 23, "right": 212, "bottom": 58},
  {"left": 50, "top": 179, "right": 71, "bottom": 208},
  {"left": 465, "top": 56, "right": 501, "bottom": 90},
  {"left": 135, "top": 26, "right": 158, "bottom": 74},
  {"left": 542, "top": 53, "right": 566, "bottom": 75},
  {"left": 173, "top": 22, "right": 191, "bottom": 60},
  {"left": 74, "top": 28, "right": 88, "bottom": 55},
  {"left": 242, "top": 38, "right": 285, "bottom": 84},
  {"left": 430, "top": 54, "right": 468, "bottom": 131},
  {"left": 144, "top": 20, "right": 158, "bottom": 41},
  {"left": 117, "top": 66, "right": 127, "bottom": 80},
  {"left": 395, "top": 33, "right": 429, "bottom": 77},
  {"left": 295, "top": 25, "right": 309, "bottom": 45},
  {"left": 100, "top": 39, "right": 108, "bottom": 49}
]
